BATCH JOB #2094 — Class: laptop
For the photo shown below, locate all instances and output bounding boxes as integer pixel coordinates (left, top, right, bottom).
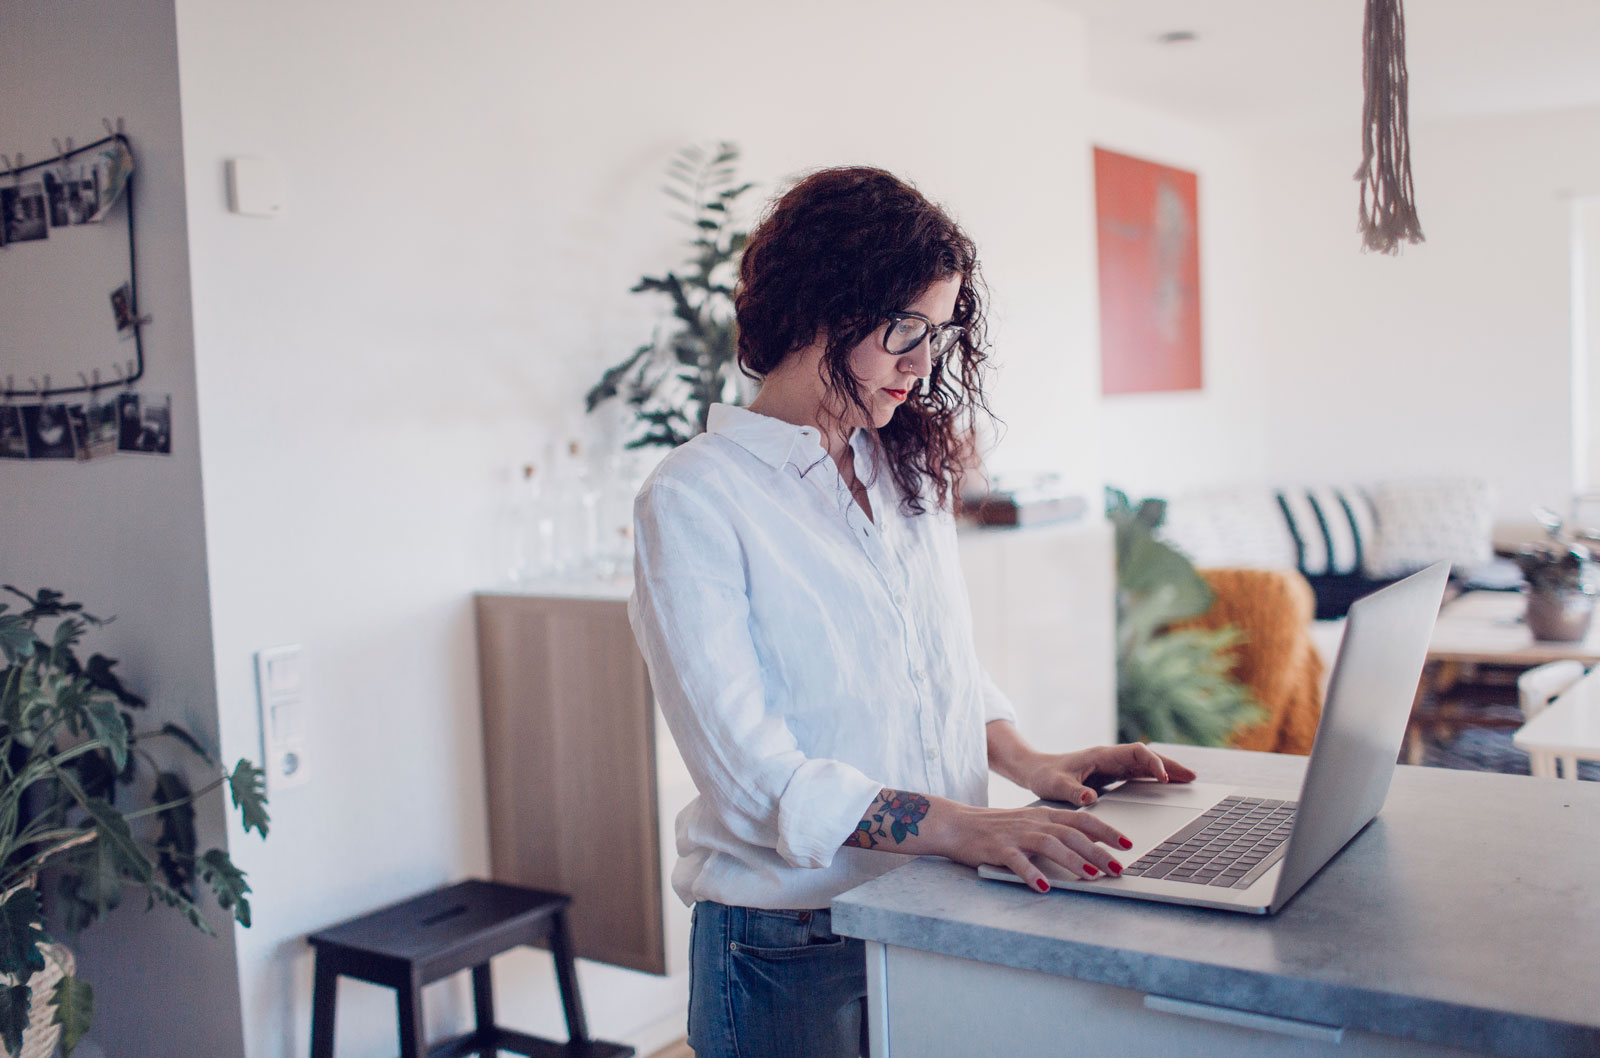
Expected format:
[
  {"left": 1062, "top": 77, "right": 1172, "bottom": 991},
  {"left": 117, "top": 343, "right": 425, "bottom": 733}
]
[{"left": 977, "top": 561, "right": 1450, "bottom": 915}]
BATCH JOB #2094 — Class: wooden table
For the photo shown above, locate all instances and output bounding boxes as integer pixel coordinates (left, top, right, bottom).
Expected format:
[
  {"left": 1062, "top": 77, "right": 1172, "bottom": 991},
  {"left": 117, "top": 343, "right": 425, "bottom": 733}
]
[
  {"left": 1405, "top": 591, "right": 1600, "bottom": 764},
  {"left": 1514, "top": 666, "right": 1600, "bottom": 778}
]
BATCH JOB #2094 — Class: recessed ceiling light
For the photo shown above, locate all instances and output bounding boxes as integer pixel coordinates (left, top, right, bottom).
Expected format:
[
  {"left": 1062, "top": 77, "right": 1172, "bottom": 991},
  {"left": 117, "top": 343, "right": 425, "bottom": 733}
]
[{"left": 1157, "top": 30, "right": 1199, "bottom": 45}]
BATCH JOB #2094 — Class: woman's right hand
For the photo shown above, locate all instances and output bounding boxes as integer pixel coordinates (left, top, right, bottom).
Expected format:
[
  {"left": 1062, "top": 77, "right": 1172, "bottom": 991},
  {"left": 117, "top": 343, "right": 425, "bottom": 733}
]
[{"left": 926, "top": 799, "right": 1133, "bottom": 892}]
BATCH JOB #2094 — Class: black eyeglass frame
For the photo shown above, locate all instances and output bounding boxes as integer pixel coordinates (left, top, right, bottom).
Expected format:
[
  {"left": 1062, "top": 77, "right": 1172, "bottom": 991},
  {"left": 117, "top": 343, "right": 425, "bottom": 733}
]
[{"left": 881, "top": 311, "right": 965, "bottom": 363}]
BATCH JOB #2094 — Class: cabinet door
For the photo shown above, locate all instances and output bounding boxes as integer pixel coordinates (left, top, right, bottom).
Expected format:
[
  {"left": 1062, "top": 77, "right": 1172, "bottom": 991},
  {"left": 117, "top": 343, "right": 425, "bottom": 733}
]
[{"left": 476, "top": 594, "right": 665, "bottom": 974}]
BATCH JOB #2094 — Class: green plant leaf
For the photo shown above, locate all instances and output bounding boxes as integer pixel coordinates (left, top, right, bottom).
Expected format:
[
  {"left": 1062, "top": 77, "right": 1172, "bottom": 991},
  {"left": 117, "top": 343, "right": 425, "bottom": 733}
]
[
  {"left": 83, "top": 698, "right": 128, "bottom": 773},
  {"left": 82, "top": 797, "right": 152, "bottom": 884},
  {"left": 198, "top": 849, "right": 251, "bottom": 928},
  {"left": 56, "top": 843, "right": 123, "bottom": 934},
  {"left": 0, "top": 889, "right": 47, "bottom": 986},
  {"left": 52, "top": 973, "right": 92, "bottom": 1056},
  {"left": 0, "top": 984, "right": 29, "bottom": 1057},
  {"left": 228, "top": 760, "right": 270, "bottom": 838},
  {"left": 0, "top": 615, "right": 34, "bottom": 664},
  {"left": 144, "top": 878, "right": 212, "bottom": 935}
]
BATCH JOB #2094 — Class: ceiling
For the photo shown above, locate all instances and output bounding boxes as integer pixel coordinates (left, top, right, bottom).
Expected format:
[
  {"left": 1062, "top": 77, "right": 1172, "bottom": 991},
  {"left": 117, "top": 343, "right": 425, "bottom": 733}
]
[{"left": 1052, "top": 0, "right": 1600, "bottom": 129}]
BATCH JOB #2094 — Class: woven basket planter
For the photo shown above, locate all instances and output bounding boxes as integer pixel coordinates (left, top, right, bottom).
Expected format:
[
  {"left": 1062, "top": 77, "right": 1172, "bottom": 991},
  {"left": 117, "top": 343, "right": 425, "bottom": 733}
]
[
  {"left": 4, "top": 942, "right": 73, "bottom": 1058},
  {"left": 0, "top": 877, "right": 75, "bottom": 1058}
]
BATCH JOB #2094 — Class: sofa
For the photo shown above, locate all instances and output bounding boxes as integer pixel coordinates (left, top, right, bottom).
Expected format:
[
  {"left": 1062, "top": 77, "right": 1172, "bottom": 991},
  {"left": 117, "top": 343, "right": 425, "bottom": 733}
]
[{"left": 1144, "top": 477, "right": 1521, "bottom": 690}]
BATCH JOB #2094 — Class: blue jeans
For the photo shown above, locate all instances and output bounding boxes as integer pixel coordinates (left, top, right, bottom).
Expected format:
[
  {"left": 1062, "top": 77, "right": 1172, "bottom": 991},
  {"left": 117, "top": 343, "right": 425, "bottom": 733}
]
[{"left": 688, "top": 901, "right": 869, "bottom": 1058}]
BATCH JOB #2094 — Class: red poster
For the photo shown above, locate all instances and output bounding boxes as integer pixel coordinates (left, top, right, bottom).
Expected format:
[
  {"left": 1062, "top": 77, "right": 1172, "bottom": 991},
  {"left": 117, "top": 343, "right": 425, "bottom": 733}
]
[{"left": 1094, "top": 148, "right": 1203, "bottom": 395}]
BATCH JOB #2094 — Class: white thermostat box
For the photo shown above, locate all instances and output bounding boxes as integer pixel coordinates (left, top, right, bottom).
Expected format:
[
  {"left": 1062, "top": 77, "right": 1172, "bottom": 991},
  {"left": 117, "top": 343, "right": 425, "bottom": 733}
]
[{"left": 226, "top": 157, "right": 286, "bottom": 217}]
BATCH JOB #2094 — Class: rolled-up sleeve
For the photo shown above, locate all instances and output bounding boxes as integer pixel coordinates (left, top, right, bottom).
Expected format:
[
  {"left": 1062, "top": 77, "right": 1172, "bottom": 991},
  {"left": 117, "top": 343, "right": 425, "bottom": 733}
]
[
  {"left": 629, "top": 482, "right": 884, "bottom": 870},
  {"left": 979, "top": 667, "right": 1019, "bottom": 727}
]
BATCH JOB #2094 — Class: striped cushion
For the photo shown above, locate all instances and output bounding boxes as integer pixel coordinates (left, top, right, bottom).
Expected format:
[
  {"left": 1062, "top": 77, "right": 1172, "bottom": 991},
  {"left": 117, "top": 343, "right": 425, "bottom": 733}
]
[{"left": 1275, "top": 487, "right": 1376, "bottom": 577}]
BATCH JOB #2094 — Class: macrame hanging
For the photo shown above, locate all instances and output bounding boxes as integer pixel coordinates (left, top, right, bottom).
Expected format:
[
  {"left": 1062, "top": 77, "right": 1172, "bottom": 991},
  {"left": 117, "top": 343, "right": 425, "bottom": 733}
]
[{"left": 1354, "top": 0, "right": 1424, "bottom": 253}]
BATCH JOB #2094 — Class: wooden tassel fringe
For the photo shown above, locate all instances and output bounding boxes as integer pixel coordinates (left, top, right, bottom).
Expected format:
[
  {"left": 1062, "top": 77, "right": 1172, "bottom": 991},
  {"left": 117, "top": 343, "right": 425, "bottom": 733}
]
[{"left": 1355, "top": 0, "right": 1424, "bottom": 254}]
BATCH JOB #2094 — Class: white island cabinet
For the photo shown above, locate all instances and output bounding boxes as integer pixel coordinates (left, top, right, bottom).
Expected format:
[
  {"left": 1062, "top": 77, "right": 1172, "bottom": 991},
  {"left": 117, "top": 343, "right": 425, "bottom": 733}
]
[{"left": 833, "top": 744, "right": 1600, "bottom": 1058}]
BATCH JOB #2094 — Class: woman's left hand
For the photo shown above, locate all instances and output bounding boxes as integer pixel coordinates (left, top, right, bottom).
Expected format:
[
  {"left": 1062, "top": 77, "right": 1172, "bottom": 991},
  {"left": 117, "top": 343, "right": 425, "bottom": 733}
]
[{"left": 1022, "top": 744, "right": 1197, "bottom": 807}]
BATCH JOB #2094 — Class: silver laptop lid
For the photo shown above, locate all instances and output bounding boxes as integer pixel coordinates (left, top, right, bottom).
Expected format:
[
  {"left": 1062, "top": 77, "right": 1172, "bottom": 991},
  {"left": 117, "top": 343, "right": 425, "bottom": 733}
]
[{"left": 1270, "top": 561, "right": 1450, "bottom": 910}]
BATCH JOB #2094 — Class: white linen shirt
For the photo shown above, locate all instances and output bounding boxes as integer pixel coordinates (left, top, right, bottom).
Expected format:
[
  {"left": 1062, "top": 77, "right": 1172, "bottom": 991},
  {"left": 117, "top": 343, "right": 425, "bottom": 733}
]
[{"left": 629, "top": 403, "right": 1017, "bottom": 910}]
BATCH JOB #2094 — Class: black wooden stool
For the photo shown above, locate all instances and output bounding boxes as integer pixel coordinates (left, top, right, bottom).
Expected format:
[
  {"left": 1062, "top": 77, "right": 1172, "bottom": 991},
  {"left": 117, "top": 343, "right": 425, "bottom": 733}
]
[{"left": 308, "top": 879, "right": 634, "bottom": 1058}]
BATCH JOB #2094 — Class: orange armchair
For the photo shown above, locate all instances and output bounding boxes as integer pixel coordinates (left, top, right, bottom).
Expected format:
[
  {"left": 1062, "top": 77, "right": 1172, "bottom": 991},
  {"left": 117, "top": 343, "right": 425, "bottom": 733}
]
[{"left": 1173, "top": 568, "right": 1326, "bottom": 754}]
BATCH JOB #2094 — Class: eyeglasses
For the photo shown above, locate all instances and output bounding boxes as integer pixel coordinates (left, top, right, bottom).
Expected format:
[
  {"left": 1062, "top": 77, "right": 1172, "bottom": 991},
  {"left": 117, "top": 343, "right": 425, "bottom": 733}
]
[{"left": 882, "top": 311, "right": 965, "bottom": 365}]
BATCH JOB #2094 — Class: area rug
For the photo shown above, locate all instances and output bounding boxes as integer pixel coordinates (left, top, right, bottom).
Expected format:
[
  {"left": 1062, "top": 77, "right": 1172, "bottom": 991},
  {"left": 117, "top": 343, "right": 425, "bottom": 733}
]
[{"left": 1419, "top": 727, "right": 1599, "bottom": 781}]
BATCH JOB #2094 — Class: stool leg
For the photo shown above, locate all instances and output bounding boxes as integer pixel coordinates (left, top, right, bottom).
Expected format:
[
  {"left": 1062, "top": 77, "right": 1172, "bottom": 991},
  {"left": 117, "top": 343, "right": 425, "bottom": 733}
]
[
  {"left": 310, "top": 958, "right": 338, "bottom": 1058},
  {"left": 548, "top": 909, "right": 591, "bottom": 1043},
  {"left": 397, "top": 974, "right": 426, "bottom": 1058},
  {"left": 471, "top": 963, "right": 495, "bottom": 1041}
]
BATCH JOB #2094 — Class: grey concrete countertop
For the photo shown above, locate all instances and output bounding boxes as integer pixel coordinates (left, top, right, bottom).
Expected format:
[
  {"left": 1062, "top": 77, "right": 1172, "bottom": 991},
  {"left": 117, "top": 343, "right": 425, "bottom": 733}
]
[{"left": 831, "top": 745, "right": 1600, "bottom": 1058}]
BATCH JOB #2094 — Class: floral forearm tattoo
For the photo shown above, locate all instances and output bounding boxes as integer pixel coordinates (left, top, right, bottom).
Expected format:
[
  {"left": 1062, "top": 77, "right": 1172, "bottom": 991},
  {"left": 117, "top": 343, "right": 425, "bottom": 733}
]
[{"left": 844, "top": 788, "right": 931, "bottom": 850}]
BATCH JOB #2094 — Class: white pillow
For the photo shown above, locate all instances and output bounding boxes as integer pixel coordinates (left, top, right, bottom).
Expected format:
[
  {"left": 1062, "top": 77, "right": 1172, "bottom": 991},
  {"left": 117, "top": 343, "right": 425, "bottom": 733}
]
[
  {"left": 1156, "top": 487, "right": 1300, "bottom": 570},
  {"left": 1362, "top": 478, "right": 1494, "bottom": 578}
]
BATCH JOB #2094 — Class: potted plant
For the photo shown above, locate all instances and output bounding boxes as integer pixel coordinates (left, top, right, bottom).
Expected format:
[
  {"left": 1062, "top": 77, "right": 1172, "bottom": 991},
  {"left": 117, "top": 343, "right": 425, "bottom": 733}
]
[
  {"left": 1107, "top": 489, "right": 1264, "bottom": 745},
  {"left": 585, "top": 141, "right": 755, "bottom": 448},
  {"left": 1514, "top": 521, "right": 1597, "bottom": 642},
  {"left": 0, "top": 586, "right": 268, "bottom": 1057}
]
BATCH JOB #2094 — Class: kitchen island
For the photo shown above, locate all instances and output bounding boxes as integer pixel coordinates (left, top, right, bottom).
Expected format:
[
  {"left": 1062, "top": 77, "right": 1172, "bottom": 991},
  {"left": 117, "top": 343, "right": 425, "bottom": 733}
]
[{"left": 831, "top": 745, "right": 1600, "bottom": 1057}]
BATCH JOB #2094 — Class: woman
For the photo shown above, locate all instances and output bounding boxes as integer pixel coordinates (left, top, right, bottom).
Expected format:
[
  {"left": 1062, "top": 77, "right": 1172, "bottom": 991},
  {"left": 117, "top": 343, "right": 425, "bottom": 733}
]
[{"left": 629, "top": 167, "right": 1194, "bottom": 1058}]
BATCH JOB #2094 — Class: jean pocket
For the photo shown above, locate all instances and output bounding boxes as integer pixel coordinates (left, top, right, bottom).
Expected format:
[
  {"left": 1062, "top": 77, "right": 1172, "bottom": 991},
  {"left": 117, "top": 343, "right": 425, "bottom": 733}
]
[{"left": 735, "top": 907, "right": 839, "bottom": 955}]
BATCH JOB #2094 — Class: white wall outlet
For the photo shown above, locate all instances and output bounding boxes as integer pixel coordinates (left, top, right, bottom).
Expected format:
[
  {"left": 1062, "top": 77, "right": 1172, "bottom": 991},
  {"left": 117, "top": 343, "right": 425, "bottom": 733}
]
[
  {"left": 225, "top": 157, "right": 286, "bottom": 218},
  {"left": 255, "top": 644, "right": 310, "bottom": 791}
]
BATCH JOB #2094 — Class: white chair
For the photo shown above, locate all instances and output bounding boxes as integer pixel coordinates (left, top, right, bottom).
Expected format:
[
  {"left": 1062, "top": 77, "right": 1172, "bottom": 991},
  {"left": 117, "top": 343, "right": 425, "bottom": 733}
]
[
  {"left": 1515, "top": 660, "right": 1590, "bottom": 779},
  {"left": 1516, "top": 660, "right": 1586, "bottom": 721}
]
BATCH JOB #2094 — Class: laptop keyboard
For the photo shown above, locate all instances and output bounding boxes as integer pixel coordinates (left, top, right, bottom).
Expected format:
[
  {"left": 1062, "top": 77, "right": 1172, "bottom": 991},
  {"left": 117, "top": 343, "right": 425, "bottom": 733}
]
[{"left": 1121, "top": 796, "right": 1299, "bottom": 889}]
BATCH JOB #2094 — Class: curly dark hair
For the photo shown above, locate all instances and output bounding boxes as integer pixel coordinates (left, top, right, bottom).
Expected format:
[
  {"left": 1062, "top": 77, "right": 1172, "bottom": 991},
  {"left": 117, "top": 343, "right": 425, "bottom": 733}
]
[{"left": 735, "top": 166, "right": 993, "bottom": 514}]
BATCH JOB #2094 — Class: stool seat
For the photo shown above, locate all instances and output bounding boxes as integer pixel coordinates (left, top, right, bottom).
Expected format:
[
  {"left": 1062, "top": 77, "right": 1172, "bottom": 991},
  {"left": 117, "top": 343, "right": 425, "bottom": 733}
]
[{"left": 308, "top": 879, "right": 633, "bottom": 1058}]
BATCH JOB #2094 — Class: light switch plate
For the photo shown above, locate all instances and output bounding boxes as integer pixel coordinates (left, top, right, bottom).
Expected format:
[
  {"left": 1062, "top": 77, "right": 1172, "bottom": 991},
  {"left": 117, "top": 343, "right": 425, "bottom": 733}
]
[
  {"left": 255, "top": 644, "right": 310, "bottom": 791},
  {"left": 226, "top": 157, "right": 286, "bottom": 218}
]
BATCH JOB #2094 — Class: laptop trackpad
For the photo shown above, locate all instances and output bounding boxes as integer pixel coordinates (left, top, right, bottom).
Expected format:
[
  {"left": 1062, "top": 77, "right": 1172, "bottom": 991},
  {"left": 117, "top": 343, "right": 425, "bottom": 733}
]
[{"left": 1080, "top": 800, "right": 1206, "bottom": 861}]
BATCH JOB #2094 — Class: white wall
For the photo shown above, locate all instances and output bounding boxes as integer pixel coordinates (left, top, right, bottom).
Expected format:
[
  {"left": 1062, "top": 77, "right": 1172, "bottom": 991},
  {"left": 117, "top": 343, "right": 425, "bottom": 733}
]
[
  {"left": 1577, "top": 197, "right": 1600, "bottom": 494},
  {"left": 0, "top": 2, "right": 247, "bottom": 1055},
  {"left": 1251, "top": 107, "right": 1600, "bottom": 521},
  {"left": 1091, "top": 95, "right": 1273, "bottom": 499},
  {"left": 1093, "top": 97, "right": 1600, "bottom": 524},
  {"left": 170, "top": 2, "right": 1101, "bottom": 1056}
]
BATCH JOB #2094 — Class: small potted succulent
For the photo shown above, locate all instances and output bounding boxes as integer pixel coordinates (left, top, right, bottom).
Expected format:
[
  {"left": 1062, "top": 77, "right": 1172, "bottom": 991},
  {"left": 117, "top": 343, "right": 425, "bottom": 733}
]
[{"left": 1515, "top": 507, "right": 1599, "bottom": 641}]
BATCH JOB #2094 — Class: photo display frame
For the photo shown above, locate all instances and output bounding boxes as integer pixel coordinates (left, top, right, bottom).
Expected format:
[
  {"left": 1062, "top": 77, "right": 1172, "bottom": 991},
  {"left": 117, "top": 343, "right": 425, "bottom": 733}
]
[
  {"left": 0, "top": 132, "right": 143, "bottom": 403},
  {"left": 0, "top": 131, "right": 165, "bottom": 462}
]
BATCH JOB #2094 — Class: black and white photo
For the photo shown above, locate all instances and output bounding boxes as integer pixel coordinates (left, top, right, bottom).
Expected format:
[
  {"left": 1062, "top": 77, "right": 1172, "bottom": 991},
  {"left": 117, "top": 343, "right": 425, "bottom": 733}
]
[
  {"left": 111, "top": 283, "right": 136, "bottom": 331},
  {"left": 20, "top": 403, "right": 76, "bottom": 459},
  {"left": 116, "top": 392, "right": 141, "bottom": 451},
  {"left": 43, "top": 167, "right": 100, "bottom": 227},
  {"left": 66, "top": 405, "right": 90, "bottom": 461},
  {"left": 116, "top": 392, "right": 171, "bottom": 454},
  {"left": 0, "top": 406, "right": 28, "bottom": 459},
  {"left": 1, "top": 181, "right": 49, "bottom": 243},
  {"left": 84, "top": 398, "right": 119, "bottom": 458}
]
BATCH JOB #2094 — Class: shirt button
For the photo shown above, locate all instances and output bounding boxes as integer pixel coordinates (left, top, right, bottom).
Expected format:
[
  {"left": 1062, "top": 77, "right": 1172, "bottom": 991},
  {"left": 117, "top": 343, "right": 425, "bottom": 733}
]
[
  {"left": 894, "top": 592, "right": 908, "bottom": 607},
  {"left": 925, "top": 747, "right": 939, "bottom": 762},
  {"left": 913, "top": 668, "right": 926, "bottom": 683}
]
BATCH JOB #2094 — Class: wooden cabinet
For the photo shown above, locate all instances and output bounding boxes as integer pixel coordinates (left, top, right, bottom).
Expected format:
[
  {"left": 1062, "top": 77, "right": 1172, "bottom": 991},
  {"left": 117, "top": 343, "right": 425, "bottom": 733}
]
[
  {"left": 475, "top": 588, "right": 692, "bottom": 976},
  {"left": 473, "top": 516, "right": 1116, "bottom": 974}
]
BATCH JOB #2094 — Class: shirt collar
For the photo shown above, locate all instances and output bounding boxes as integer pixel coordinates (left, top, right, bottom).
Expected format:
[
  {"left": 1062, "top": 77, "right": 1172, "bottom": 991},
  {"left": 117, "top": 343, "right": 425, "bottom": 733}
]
[{"left": 707, "top": 402, "right": 871, "bottom": 474}]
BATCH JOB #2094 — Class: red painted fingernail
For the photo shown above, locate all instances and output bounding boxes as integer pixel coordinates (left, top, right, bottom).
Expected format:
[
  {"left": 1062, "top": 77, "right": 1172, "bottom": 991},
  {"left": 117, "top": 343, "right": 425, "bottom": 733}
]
[
  {"left": 1082, "top": 864, "right": 1099, "bottom": 876},
  {"left": 1035, "top": 878, "right": 1049, "bottom": 892},
  {"left": 1108, "top": 861, "right": 1123, "bottom": 874},
  {"left": 1119, "top": 837, "right": 1134, "bottom": 850},
  {"left": 1080, "top": 792, "right": 1093, "bottom": 805}
]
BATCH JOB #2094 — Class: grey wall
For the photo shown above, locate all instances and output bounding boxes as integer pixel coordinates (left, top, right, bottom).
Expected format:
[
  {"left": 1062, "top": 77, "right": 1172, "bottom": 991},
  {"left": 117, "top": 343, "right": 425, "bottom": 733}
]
[{"left": 0, "top": 1, "right": 245, "bottom": 1055}]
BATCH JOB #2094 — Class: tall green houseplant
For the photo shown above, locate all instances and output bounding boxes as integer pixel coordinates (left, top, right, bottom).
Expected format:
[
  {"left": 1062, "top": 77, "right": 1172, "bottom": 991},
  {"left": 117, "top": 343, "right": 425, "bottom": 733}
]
[
  {"left": 0, "top": 587, "right": 268, "bottom": 1056},
  {"left": 585, "top": 141, "right": 754, "bottom": 448},
  {"left": 1107, "top": 489, "right": 1263, "bottom": 745}
]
